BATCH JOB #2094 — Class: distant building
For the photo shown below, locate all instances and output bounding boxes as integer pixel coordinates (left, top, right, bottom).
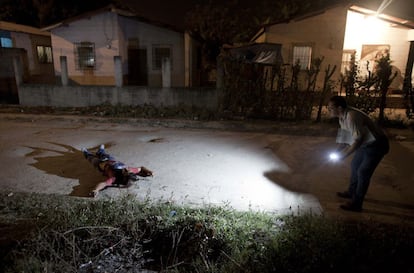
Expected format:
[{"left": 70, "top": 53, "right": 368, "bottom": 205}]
[
  {"left": 251, "top": 2, "right": 414, "bottom": 92},
  {"left": 0, "top": 21, "right": 54, "bottom": 103},
  {"left": 42, "top": 5, "right": 201, "bottom": 87}
]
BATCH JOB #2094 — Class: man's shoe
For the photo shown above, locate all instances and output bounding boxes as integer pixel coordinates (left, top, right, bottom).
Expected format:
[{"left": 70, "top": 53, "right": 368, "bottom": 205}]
[
  {"left": 336, "top": 191, "right": 352, "bottom": 199},
  {"left": 97, "top": 144, "right": 105, "bottom": 155},
  {"left": 340, "top": 202, "right": 362, "bottom": 212},
  {"left": 81, "top": 148, "right": 89, "bottom": 158}
]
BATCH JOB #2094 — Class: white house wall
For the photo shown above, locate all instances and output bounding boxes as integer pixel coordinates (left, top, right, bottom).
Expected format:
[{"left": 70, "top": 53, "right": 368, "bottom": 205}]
[
  {"left": 50, "top": 11, "right": 186, "bottom": 86},
  {"left": 118, "top": 16, "right": 185, "bottom": 87},
  {"left": 264, "top": 5, "right": 348, "bottom": 90},
  {"left": 50, "top": 12, "right": 120, "bottom": 85},
  {"left": 344, "top": 9, "right": 412, "bottom": 89}
]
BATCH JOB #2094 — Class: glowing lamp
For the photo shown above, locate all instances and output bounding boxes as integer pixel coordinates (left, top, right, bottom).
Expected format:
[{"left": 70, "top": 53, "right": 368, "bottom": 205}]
[{"left": 329, "top": 152, "right": 340, "bottom": 161}]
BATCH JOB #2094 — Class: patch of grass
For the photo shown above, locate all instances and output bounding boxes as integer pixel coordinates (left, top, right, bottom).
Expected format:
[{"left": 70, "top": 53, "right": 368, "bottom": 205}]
[
  {"left": 1, "top": 192, "right": 413, "bottom": 273},
  {"left": 0, "top": 103, "right": 221, "bottom": 121}
]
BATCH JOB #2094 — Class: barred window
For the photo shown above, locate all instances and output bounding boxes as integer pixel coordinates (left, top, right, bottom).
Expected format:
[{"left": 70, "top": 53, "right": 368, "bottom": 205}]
[
  {"left": 341, "top": 50, "right": 356, "bottom": 74},
  {"left": 293, "top": 45, "right": 312, "bottom": 70},
  {"left": 36, "top": 45, "right": 53, "bottom": 63},
  {"left": 74, "top": 42, "right": 95, "bottom": 70},
  {"left": 152, "top": 45, "right": 172, "bottom": 70}
]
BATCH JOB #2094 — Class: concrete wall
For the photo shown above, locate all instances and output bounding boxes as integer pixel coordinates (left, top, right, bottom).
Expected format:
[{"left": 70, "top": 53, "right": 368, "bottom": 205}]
[
  {"left": 18, "top": 85, "right": 220, "bottom": 109},
  {"left": 263, "top": 5, "right": 348, "bottom": 90}
]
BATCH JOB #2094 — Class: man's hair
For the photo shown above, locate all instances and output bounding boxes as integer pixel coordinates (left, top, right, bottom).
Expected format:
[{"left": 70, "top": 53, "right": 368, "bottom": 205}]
[{"left": 329, "top": 95, "right": 347, "bottom": 108}]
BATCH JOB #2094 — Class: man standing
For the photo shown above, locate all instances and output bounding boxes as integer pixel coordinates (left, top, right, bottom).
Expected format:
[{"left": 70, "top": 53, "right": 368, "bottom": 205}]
[{"left": 327, "top": 96, "right": 389, "bottom": 212}]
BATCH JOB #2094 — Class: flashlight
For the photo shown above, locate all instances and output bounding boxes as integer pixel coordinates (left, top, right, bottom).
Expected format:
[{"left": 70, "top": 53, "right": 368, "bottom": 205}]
[{"left": 329, "top": 152, "right": 340, "bottom": 161}]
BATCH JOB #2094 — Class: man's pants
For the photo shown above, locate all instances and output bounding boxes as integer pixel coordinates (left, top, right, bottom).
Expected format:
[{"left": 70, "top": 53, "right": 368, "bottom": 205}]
[{"left": 348, "top": 137, "right": 389, "bottom": 208}]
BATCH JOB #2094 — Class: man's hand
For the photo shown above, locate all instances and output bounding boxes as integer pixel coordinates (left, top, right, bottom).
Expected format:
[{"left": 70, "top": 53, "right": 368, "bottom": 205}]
[
  {"left": 329, "top": 151, "right": 345, "bottom": 162},
  {"left": 138, "top": 166, "right": 153, "bottom": 177}
]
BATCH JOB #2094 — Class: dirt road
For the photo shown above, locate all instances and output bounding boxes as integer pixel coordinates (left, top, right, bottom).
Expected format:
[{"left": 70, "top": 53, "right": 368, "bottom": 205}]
[{"left": 1, "top": 113, "right": 413, "bottom": 224}]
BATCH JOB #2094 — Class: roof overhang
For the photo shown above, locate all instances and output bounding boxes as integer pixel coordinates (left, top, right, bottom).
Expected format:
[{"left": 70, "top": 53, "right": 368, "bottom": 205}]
[
  {"left": 41, "top": 5, "right": 115, "bottom": 31},
  {"left": 349, "top": 5, "right": 414, "bottom": 29},
  {"left": 0, "top": 21, "right": 50, "bottom": 36}
]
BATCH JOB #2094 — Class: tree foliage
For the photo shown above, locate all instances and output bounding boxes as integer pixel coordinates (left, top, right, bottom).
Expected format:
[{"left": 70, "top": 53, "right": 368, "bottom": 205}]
[
  {"left": 0, "top": 0, "right": 111, "bottom": 27},
  {"left": 185, "top": 0, "right": 346, "bottom": 68},
  {"left": 375, "top": 54, "right": 397, "bottom": 124}
]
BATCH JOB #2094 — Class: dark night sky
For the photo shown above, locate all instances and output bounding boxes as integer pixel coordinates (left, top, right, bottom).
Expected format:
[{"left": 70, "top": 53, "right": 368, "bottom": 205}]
[
  {"left": 1, "top": 0, "right": 413, "bottom": 28},
  {"left": 120, "top": 0, "right": 207, "bottom": 31},
  {"left": 77, "top": 0, "right": 414, "bottom": 29}
]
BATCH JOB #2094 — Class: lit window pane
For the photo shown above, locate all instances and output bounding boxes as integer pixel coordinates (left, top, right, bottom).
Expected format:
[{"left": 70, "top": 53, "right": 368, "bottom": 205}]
[
  {"left": 36, "top": 45, "right": 53, "bottom": 63},
  {"left": 45, "top": 47, "right": 53, "bottom": 63},
  {"left": 1, "top": 37, "right": 13, "bottom": 48},
  {"left": 341, "top": 50, "right": 355, "bottom": 74},
  {"left": 293, "top": 46, "right": 312, "bottom": 70}
]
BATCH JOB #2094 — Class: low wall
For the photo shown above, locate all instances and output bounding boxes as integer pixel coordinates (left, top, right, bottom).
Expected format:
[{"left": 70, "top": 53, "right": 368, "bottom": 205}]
[{"left": 18, "top": 85, "right": 220, "bottom": 110}]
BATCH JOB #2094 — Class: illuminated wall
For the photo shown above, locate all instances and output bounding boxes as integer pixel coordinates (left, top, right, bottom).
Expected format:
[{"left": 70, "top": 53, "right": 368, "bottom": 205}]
[
  {"left": 343, "top": 10, "right": 412, "bottom": 90},
  {"left": 258, "top": 5, "right": 348, "bottom": 90},
  {"left": 254, "top": 5, "right": 413, "bottom": 91}
]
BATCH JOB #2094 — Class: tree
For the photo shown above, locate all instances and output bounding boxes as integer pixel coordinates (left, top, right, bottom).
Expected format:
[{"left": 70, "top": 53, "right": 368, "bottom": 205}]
[
  {"left": 0, "top": 0, "right": 111, "bottom": 27},
  {"left": 185, "top": 0, "right": 346, "bottom": 79},
  {"left": 375, "top": 54, "right": 397, "bottom": 125},
  {"left": 32, "top": 0, "right": 55, "bottom": 27},
  {"left": 0, "top": 0, "right": 38, "bottom": 26},
  {"left": 185, "top": 0, "right": 302, "bottom": 68}
]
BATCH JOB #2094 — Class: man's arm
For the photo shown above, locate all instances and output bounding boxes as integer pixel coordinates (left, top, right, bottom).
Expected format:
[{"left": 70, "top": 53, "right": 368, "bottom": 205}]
[
  {"left": 336, "top": 143, "right": 348, "bottom": 151},
  {"left": 127, "top": 166, "right": 153, "bottom": 177},
  {"left": 339, "top": 137, "right": 363, "bottom": 159},
  {"left": 338, "top": 110, "right": 365, "bottom": 160}
]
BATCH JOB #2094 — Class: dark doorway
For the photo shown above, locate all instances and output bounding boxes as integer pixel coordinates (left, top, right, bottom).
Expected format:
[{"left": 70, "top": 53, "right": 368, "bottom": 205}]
[
  {"left": 128, "top": 48, "right": 147, "bottom": 85},
  {"left": 0, "top": 77, "right": 19, "bottom": 104}
]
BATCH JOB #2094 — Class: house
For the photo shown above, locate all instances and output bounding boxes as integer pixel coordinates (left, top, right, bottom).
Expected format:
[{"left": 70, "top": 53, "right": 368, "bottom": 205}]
[
  {"left": 42, "top": 5, "right": 201, "bottom": 87},
  {"left": 0, "top": 21, "right": 54, "bottom": 102},
  {"left": 251, "top": 1, "right": 414, "bottom": 93}
]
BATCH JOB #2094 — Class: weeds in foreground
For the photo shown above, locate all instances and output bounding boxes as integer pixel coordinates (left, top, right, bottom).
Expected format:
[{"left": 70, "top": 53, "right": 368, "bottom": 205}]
[{"left": 1, "top": 192, "right": 413, "bottom": 273}]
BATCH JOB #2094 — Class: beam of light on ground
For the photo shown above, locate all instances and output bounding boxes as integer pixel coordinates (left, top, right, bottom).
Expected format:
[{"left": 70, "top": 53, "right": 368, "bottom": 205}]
[{"left": 127, "top": 131, "right": 323, "bottom": 214}]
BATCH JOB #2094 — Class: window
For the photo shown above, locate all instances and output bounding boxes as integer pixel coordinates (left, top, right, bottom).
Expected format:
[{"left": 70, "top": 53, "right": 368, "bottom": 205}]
[
  {"left": 0, "top": 37, "right": 12, "bottom": 48},
  {"left": 0, "top": 30, "right": 12, "bottom": 47},
  {"left": 152, "top": 45, "right": 172, "bottom": 70},
  {"left": 293, "top": 45, "right": 312, "bottom": 70},
  {"left": 341, "top": 50, "right": 356, "bottom": 74},
  {"left": 74, "top": 42, "right": 96, "bottom": 69},
  {"left": 36, "top": 45, "right": 53, "bottom": 63}
]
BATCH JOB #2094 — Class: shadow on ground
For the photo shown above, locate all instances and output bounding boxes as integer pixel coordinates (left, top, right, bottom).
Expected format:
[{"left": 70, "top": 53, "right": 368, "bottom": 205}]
[{"left": 25, "top": 142, "right": 112, "bottom": 197}]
